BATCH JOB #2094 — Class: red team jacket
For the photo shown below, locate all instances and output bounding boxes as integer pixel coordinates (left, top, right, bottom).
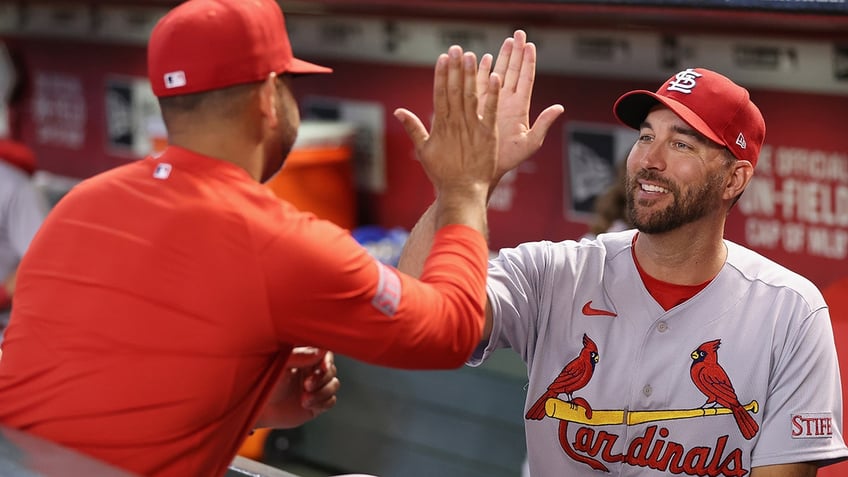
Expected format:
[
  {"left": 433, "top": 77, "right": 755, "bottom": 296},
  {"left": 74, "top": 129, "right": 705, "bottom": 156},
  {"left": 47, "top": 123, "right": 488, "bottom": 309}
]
[{"left": 0, "top": 146, "right": 488, "bottom": 476}]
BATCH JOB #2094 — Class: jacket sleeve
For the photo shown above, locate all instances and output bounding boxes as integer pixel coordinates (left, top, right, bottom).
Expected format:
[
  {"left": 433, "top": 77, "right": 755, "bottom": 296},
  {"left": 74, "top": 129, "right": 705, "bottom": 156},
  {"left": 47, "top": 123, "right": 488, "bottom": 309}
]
[{"left": 261, "top": 212, "right": 487, "bottom": 370}]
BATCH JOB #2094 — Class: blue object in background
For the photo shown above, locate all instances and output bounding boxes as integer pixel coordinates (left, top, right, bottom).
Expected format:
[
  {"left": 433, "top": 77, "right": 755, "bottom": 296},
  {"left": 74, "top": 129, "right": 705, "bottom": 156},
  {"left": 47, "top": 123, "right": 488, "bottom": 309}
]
[{"left": 351, "top": 225, "right": 409, "bottom": 267}]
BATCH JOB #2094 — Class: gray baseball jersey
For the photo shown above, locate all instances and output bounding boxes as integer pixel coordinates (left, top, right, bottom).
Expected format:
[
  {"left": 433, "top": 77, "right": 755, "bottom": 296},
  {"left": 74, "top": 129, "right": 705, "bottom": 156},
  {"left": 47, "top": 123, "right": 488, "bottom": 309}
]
[
  {"left": 471, "top": 229, "right": 848, "bottom": 476},
  {"left": 0, "top": 160, "right": 47, "bottom": 325}
]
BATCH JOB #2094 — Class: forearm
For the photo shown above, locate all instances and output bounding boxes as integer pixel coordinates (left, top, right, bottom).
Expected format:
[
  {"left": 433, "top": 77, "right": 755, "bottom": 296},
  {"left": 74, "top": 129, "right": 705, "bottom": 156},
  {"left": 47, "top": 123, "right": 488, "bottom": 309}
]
[
  {"left": 393, "top": 225, "right": 489, "bottom": 368},
  {"left": 399, "top": 199, "right": 497, "bottom": 347},
  {"left": 750, "top": 463, "right": 817, "bottom": 477},
  {"left": 323, "top": 226, "right": 490, "bottom": 369},
  {"left": 398, "top": 184, "right": 490, "bottom": 279},
  {"left": 435, "top": 184, "right": 489, "bottom": 234},
  {"left": 397, "top": 202, "right": 436, "bottom": 278}
]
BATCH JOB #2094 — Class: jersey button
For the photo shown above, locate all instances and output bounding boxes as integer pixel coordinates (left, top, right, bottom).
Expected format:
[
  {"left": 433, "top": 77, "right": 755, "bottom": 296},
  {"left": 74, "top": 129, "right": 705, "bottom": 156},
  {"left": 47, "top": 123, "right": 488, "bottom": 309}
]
[
  {"left": 643, "top": 385, "right": 653, "bottom": 397},
  {"left": 657, "top": 321, "right": 669, "bottom": 333}
]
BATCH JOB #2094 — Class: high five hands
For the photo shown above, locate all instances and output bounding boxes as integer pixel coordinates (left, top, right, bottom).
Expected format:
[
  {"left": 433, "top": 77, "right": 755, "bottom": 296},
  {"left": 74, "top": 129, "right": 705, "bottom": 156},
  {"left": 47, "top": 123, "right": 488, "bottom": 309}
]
[
  {"left": 395, "top": 31, "right": 564, "bottom": 198},
  {"left": 394, "top": 45, "right": 501, "bottom": 202},
  {"left": 479, "top": 30, "right": 565, "bottom": 184}
]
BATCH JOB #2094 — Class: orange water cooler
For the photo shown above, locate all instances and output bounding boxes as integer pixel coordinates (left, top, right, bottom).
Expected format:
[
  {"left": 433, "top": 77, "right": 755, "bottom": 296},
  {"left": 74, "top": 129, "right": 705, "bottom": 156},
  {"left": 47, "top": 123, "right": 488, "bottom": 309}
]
[{"left": 264, "top": 121, "right": 357, "bottom": 230}]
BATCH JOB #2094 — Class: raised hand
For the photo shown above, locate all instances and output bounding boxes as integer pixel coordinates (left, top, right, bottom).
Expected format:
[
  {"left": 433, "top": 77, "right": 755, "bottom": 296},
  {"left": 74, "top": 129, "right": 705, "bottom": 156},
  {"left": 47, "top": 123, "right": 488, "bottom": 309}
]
[
  {"left": 394, "top": 45, "right": 500, "bottom": 210},
  {"left": 477, "top": 30, "right": 565, "bottom": 183}
]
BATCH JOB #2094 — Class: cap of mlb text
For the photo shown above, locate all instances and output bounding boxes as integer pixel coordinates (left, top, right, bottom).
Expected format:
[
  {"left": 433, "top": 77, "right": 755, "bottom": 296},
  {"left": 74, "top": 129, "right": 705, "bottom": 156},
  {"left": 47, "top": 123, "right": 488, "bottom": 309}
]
[
  {"left": 613, "top": 68, "right": 765, "bottom": 168},
  {"left": 147, "top": 0, "right": 331, "bottom": 98}
]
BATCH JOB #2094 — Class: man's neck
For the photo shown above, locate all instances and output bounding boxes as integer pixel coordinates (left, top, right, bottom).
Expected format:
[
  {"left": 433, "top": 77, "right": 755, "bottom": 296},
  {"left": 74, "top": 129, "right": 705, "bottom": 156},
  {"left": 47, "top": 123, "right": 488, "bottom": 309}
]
[
  {"left": 633, "top": 220, "right": 728, "bottom": 285},
  {"left": 168, "top": 130, "right": 263, "bottom": 182}
]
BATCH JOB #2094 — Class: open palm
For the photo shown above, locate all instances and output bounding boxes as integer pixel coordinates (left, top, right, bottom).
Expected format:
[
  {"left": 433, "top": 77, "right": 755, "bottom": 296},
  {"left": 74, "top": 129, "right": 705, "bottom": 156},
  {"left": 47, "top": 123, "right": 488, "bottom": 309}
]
[{"left": 476, "top": 30, "right": 564, "bottom": 183}]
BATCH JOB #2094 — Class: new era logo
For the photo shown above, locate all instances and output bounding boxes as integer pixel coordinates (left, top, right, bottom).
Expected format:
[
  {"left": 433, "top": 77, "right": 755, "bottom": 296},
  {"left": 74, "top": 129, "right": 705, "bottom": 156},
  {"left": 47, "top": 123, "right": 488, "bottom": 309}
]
[
  {"left": 735, "top": 133, "right": 747, "bottom": 150},
  {"left": 164, "top": 71, "right": 186, "bottom": 89}
]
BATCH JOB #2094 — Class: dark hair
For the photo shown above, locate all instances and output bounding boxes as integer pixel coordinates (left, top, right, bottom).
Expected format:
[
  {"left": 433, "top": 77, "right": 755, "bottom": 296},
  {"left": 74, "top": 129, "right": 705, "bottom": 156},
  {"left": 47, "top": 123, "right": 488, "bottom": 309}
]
[{"left": 589, "top": 160, "right": 631, "bottom": 236}]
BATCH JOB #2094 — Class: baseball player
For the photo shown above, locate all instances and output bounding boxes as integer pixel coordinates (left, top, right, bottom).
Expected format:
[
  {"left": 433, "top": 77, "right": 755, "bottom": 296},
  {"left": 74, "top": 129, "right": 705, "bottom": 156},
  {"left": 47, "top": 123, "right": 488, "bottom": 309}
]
[
  {"left": 0, "top": 1, "right": 502, "bottom": 476},
  {"left": 0, "top": 139, "right": 47, "bottom": 338},
  {"left": 400, "top": 33, "right": 848, "bottom": 476}
]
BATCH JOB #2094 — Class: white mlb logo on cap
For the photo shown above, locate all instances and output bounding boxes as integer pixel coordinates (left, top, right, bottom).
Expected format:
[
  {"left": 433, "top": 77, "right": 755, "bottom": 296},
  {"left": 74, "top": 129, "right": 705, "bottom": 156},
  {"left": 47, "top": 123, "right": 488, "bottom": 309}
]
[{"left": 164, "top": 71, "right": 186, "bottom": 89}]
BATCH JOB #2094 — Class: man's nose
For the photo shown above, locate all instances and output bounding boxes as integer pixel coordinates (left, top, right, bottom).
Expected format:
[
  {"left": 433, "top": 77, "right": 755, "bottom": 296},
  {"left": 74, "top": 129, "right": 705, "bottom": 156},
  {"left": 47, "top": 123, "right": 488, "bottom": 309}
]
[{"left": 638, "top": 141, "right": 667, "bottom": 171}]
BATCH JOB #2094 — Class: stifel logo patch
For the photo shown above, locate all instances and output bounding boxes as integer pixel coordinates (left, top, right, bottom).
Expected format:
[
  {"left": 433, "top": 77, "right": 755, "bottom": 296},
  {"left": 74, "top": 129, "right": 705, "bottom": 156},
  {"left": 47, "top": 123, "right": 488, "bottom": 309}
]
[{"left": 792, "top": 413, "right": 833, "bottom": 439}]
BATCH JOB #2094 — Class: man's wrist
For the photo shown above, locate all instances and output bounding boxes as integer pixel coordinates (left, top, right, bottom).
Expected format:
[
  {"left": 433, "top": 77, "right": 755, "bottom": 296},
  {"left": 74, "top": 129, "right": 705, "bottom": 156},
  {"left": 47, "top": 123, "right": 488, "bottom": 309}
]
[{"left": 436, "top": 181, "right": 489, "bottom": 200}]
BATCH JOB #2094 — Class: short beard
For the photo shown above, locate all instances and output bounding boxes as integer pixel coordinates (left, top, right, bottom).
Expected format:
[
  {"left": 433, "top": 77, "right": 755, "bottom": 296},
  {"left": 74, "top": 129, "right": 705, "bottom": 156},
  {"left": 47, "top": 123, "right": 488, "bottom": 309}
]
[
  {"left": 260, "top": 121, "right": 298, "bottom": 183},
  {"left": 625, "top": 169, "right": 725, "bottom": 234}
]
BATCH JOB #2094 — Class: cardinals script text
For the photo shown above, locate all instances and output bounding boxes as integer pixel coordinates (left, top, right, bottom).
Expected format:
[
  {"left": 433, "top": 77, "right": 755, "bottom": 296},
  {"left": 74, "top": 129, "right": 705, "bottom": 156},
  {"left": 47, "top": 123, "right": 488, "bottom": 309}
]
[{"left": 564, "top": 424, "right": 748, "bottom": 477}]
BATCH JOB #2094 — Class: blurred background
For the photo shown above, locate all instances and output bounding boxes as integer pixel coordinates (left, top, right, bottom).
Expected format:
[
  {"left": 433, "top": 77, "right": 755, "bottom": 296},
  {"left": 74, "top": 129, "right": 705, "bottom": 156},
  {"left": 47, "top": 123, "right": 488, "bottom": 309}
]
[{"left": 1, "top": 1, "right": 847, "bottom": 476}]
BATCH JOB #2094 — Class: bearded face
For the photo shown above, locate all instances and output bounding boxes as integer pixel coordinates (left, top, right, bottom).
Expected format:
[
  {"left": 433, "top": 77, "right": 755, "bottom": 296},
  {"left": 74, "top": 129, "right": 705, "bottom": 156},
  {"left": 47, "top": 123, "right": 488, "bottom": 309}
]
[{"left": 625, "top": 166, "right": 727, "bottom": 234}]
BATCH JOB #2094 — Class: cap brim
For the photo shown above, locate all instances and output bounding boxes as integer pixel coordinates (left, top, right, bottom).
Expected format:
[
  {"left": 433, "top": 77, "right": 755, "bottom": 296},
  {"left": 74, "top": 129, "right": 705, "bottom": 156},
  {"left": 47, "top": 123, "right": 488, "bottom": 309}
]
[
  {"left": 286, "top": 57, "right": 332, "bottom": 75},
  {"left": 613, "top": 90, "right": 724, "bottom": 147}
]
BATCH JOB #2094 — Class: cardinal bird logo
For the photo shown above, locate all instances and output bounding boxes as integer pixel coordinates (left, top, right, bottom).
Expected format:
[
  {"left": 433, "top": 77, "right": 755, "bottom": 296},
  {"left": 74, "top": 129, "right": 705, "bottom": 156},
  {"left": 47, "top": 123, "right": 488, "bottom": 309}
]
[
  {"left": 526, "top": 334, "right": 599, "bottom": 420},
  {"left": 690, "top": 339, "right": 759, "bottom": 440}
]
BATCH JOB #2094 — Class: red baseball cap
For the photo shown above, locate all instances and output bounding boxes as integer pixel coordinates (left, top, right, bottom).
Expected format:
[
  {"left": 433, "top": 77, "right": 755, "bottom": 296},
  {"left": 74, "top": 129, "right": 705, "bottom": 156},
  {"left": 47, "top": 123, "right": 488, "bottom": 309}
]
[
  {"left": 613, "top": 68, "right": 765, "bottom": 167},
  {"left": 0, "top": 139, "right": 37, "bottom": 175},
  {"left": 147, "top": 0, "right": 331, "bottom": 98}
]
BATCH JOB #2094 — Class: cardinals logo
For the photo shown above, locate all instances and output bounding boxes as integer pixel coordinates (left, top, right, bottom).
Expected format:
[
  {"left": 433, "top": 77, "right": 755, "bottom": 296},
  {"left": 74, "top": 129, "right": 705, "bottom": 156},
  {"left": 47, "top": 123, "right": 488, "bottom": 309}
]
[
  {"left": 690, "top": 339, "right": 759, "bottom": 440},
  {"left": 528, "top": 335, "right": 759, "bottom": 475},
  {"left": 526, "top": 334, "right": 598, "bottom": 420}
]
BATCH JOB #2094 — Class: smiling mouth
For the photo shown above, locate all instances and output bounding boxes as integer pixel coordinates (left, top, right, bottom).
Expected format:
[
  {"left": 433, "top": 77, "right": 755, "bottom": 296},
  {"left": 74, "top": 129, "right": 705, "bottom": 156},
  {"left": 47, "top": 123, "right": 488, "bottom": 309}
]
[{"left": 640, "top": 183, "right": 669, "bottom": 194}]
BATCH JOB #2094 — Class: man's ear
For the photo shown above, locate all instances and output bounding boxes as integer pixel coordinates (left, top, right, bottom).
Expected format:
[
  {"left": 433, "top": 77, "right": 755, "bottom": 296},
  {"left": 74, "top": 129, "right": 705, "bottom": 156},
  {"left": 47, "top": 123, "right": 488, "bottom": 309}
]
[
  {"left": 258, "top": 73, "right": 278, "bottom": 130},
  {"left": 725, "top": 159, "right": 754, "bottom": 201}
]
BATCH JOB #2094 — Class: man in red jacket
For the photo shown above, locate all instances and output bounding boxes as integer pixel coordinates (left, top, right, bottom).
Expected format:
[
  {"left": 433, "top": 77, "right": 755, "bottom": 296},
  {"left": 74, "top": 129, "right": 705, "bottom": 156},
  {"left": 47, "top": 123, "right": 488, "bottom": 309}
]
[{"left": 0, "top": 0, "right": 506, "bottom": 475}]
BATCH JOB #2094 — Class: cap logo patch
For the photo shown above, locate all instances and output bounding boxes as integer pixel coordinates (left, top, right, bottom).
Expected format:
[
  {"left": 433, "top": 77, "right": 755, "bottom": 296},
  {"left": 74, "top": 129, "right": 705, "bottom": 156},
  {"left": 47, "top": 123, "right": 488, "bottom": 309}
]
[
  {"left": 667, "top": 68, "right": 703, "bottom": 94},
  {"left": 164, "top": 71, "right": 186, "bottom": 89},
  {"left": 735, "top": 133, "right": 747, "bottom": 150},
  {"left": 153, "top": 163, "right": 172, "bottom": 180}
]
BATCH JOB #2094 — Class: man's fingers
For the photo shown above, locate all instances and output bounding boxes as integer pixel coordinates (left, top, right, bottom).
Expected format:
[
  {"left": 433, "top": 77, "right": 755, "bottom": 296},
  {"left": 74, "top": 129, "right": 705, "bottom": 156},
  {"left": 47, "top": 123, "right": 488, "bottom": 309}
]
[
  {"left": 394, "top": 108, "right": 429, "bottom": 150},
  {"left": 527, "top": 104, "right": 566, "bottom": 146},
  {"left": 302, "top": 353, "right": 340, "bottom": 411},
  {"left": 302, "top": 385, "right": 338, "bottom": 414},
  {"left": 304, "top": 351, "right": 336, "bottom": 391},
  {"left": 432, "top": 53, "right": 450, "bottom": 123},
  {"left": 304, "top": 366, "right": 339, "bottom": 396},
  {"left": 285, "top": 347, "right": 326, "bottom": 369},
  {"left": 481, "top": 73, "right": 501, "bottom": 131},
  {"left": 475, "top": 53, "right": 493, "bottom": 117},
  {"left": 445, "top": 46, "right": 464, "bottom": 119},
  {"left": 491, "top": 36, "right": 513, "bottom": 86},
  {"left": 476, "top": 53, "right": 493, "bottom": 96},
  {"left": 462, "top": 51, "right": 479, "bottom": 124},
  {"left": 503, "top": 30, "right": 526, "bottom": 92},
  {"left": 514, "top": 42, "right": 538, "bottom": 101}
]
